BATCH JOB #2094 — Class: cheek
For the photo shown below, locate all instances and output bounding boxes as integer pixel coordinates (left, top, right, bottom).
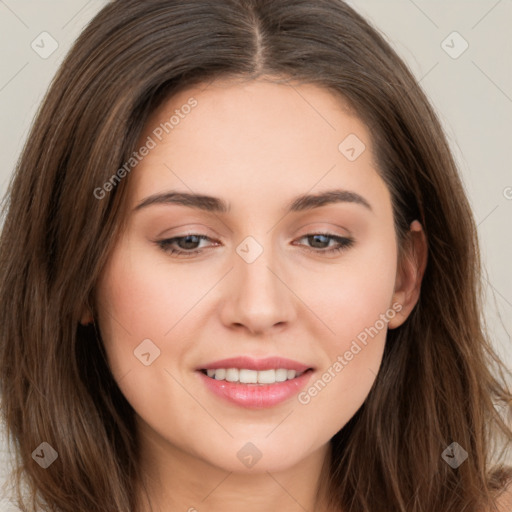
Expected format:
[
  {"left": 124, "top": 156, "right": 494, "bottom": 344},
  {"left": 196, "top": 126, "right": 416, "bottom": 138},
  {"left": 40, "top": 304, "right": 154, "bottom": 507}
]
[
  {"left": 94, "top": 239, "right": 181, "bottom": 382},
  {"left": 295, "top": 232, "right": 397, "bottom": 425},
  {"left": 96, "top": 239, "right": 193, "bottom": 340},
  {"left": 94, "top": 243, "right": 201, "bottom": 430},
  {"left": 308, "top": 227, "right": 397, "bottom": 353}
]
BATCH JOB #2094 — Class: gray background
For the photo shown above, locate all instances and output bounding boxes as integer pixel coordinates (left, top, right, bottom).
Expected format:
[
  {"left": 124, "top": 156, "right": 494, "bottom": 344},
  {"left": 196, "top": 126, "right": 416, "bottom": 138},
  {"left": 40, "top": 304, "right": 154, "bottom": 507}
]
[{"left": 1, "top": 0, "right": 511, "bottom": 507}]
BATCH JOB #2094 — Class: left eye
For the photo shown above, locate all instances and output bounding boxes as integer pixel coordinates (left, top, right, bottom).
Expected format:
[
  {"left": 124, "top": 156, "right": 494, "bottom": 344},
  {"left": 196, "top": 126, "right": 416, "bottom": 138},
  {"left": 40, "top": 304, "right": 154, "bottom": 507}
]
[
  {"left": 156, "top": 234, "right": 214, "bottom": 256},
  {"left": 155, "top": 232, "right": 354, "bottom": 258}
]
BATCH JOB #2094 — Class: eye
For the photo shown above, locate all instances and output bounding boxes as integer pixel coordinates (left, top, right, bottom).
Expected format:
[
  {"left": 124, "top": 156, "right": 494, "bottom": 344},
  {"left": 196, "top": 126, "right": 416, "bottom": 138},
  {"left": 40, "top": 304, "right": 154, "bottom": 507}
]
[
  {"left": 293, "top": 233, "right": 354, "bottom": 255},
  {"left": 155, "top": 234, "right": 215, "bottom": 258},
  {"left": 154, "top": 232, "right": 354, "bottom": 258}
]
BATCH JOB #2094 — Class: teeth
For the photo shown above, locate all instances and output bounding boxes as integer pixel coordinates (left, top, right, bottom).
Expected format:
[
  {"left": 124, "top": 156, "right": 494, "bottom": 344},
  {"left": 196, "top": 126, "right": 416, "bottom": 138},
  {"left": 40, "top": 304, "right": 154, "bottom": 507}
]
[
  {"left": 257, "top": 369, "right": 275, "bottom": 384},
  {"left": 275, "top": 369, "right": 288, "bottom": 382},
  {"left": 239, "top": 369, "right": 258, "bottom": 383},
  {"left": 225, "top": 368, "right": 239, "bottom": 382},
  {"left": 203, "top": 367, "right": 306, "bottom": 384},
  {"left": 214, "top": 368, "right": 226, "bottom": 380}
]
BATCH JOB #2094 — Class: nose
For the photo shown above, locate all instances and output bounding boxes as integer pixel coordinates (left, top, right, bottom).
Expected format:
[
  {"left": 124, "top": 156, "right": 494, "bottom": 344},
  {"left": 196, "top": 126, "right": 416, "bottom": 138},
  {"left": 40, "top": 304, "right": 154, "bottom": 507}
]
[{"left": 219, "top": 239, "right": 296, "bottom": 335}]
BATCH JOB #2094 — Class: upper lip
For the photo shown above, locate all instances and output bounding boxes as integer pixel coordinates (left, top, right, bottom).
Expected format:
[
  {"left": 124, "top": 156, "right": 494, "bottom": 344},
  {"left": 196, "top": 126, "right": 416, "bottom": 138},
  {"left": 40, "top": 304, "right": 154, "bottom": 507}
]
[{"left": 197, "top": 356, "right": 313, "bottom": 372}]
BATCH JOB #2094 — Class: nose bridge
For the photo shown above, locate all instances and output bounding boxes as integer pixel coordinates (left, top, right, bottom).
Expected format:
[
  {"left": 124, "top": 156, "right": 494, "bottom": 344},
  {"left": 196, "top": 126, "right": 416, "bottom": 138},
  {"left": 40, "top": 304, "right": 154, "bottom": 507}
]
[
  {"left": 227, "top": 233, "right": 293, "bottom": 332},
  {"left": 236, "top": 234, "right": 282, "bottom": 301}
]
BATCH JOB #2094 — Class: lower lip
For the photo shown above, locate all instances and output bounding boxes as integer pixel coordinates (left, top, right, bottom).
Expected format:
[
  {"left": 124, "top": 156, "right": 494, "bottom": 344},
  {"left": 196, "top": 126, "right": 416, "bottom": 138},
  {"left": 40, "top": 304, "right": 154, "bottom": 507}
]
[{"left": 197, "top": 370, "right": 314, "bottom": 409}]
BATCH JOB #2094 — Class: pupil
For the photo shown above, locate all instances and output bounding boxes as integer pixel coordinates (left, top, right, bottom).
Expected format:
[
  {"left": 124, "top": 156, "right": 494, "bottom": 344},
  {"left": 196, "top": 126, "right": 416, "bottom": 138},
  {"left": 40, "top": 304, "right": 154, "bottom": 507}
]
[
  {"left": 181, "top": 235, "right": 199, "bottom": 249},
  {"left": 310, "top": 234, "right": 328, "bottom": 248}
]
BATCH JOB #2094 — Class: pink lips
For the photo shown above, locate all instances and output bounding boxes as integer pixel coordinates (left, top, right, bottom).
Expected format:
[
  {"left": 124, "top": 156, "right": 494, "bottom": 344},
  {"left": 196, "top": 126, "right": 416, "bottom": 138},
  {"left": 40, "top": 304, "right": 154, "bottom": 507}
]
[{"left": 196, "top": 356, "right": 314, "bottom": 409}]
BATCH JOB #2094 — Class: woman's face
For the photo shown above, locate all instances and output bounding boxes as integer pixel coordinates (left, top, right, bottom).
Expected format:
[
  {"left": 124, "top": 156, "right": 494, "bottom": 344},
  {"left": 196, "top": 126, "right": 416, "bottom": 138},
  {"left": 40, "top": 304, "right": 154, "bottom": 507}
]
[{"left": 94, "top": 78, "right": 413, "bottom": 474}]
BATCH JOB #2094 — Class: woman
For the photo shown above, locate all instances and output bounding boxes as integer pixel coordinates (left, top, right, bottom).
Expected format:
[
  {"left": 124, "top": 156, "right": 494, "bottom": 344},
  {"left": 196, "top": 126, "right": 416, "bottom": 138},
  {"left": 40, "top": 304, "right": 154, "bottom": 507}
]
[{"left": 0, "top": 0, "right": 511, "bottom": 511}]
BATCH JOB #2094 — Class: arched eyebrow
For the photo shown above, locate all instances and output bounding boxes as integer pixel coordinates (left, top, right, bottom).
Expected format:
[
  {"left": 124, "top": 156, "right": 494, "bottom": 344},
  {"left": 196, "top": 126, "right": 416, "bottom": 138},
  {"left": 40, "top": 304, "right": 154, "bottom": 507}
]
[{"left": 133, "top": 188, "right": 372, "bottom": 213}]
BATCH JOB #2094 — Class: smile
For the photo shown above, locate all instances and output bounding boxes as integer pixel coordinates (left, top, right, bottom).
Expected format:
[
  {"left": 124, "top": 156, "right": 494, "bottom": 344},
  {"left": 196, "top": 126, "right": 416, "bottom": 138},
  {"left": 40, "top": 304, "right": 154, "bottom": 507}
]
[
  {"left": 201, "top": 368, "right": 306, "bottom": 384},
  {"left": 196, "top": 356, "right": 314, "bottom": 408}
]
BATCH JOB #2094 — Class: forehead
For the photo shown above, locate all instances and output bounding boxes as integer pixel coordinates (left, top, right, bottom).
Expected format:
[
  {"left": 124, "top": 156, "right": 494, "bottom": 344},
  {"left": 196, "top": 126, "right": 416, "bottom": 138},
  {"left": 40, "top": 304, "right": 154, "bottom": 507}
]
[
  {"left": 125, "top": 78, "right": 387, "bottom": 215},
  {"left": 145, "top": 77, "right": 360, "bottom": 140}
]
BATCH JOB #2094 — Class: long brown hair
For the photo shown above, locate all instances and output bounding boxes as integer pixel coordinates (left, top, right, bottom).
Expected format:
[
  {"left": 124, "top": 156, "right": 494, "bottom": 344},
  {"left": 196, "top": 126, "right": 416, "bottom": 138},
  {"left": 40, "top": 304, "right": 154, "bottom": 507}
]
[{"left": 1, "top": 1, "right": 511, "bottom": 510}]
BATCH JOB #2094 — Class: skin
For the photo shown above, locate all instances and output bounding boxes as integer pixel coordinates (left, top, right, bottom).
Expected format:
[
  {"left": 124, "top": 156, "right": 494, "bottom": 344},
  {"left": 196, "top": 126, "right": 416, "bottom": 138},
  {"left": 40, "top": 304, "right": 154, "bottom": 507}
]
[{"left": 86, "top": 77, "right": 427, "bottom": 512}]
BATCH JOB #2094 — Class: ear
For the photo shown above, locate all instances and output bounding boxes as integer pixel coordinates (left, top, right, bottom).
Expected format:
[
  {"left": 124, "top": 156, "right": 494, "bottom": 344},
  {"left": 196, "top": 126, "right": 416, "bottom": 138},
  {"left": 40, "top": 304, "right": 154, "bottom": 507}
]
[
  {"left": 79, "top": 303, "right": 94, "bottom": 326},
  {"left": 388, "top": 220, "right": 428, "bottom": 329}
]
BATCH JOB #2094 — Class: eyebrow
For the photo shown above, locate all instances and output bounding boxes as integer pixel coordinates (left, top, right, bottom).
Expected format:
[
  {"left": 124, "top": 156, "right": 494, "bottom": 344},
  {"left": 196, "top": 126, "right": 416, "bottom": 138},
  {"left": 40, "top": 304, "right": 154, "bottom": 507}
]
[{"left": 133, "top": 188, "right": 372, "bottom": 213}]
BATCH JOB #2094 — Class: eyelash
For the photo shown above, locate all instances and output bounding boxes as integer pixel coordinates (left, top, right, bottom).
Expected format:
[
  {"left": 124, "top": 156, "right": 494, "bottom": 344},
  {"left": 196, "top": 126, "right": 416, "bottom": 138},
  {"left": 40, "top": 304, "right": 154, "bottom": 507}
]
[{"left": 155, "top": 232, "right": 354, "bottom": 258}]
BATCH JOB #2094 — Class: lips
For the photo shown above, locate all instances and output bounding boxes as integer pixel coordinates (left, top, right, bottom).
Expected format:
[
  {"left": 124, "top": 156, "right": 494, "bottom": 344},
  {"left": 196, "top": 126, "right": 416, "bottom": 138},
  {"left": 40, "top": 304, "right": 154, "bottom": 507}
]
[{"left": 196, "top": 356, "right": 315, "bottom": 408}]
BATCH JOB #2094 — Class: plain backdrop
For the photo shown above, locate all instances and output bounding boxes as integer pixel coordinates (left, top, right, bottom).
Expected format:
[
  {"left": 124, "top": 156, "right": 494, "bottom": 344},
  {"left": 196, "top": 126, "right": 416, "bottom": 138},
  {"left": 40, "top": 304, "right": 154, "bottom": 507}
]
[{"left": 0, "top": 0, "right": 511, "bottom": 508}]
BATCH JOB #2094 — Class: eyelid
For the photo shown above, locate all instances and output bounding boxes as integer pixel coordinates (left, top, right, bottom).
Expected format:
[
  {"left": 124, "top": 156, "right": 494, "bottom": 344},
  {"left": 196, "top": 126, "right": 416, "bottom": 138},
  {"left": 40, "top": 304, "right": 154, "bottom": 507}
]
[
  {"left": 155, "top": 223, "right": 223, "bottom": 240},
  {"left": 294, "top": 221, "right": 352, "bottom": 237}
]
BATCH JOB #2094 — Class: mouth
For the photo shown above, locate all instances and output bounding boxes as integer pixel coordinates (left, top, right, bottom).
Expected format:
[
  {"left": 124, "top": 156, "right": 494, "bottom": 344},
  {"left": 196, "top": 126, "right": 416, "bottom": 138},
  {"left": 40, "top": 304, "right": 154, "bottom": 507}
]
[{"left": 196, "top": 356, "right": 315, "bottom": 408}]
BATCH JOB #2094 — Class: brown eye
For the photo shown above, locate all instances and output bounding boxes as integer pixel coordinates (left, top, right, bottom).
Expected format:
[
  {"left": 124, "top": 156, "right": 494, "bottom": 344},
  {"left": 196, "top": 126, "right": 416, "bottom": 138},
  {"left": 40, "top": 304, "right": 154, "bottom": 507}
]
[
  {"left": 294, "top": 233, "right": 354, "bottom": 255},
  {"left": 156, "top": 234, "right": 215, "bottom": 257}
]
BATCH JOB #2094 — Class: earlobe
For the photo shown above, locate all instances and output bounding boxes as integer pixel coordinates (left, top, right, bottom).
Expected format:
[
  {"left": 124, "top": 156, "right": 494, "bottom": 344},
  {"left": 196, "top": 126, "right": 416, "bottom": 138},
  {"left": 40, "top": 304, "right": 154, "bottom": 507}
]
[
  {"left": 79, "top": 304, "right": 94, "bottom": 326},
  {"left": 388, "top": 220, "right": 428, "bottom": 329}
]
